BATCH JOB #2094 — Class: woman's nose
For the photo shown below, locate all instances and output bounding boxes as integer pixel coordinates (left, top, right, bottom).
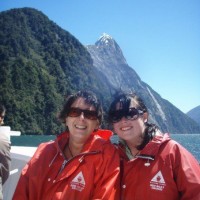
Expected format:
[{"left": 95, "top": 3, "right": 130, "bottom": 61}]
[
  {"left": 120, "top": 116, "right": 128, "bottom": 122},
  {"left": 79, "top": 112, "right": 85, "bottom": 119}
]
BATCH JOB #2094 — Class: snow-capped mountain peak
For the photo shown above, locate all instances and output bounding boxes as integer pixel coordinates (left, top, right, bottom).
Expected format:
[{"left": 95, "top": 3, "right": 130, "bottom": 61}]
[
  {"left": 98, "top": 33, "right": 113, "bottom": 44},
  {"left": 93, "top": 33, "right": 127, "bottom": 65},
  {"left": 95, "top": 33, "right": 116, "bottom": 47}
]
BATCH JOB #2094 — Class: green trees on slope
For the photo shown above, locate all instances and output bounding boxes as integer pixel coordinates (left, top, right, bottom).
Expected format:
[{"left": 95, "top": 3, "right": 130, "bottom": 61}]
[{"left": 0, "top": 8, "right": 113, "bottom": 134}]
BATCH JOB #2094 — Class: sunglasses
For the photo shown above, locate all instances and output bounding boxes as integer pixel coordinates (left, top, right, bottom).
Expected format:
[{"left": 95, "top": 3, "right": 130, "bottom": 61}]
[
  {"left": 110, "top": 108, "right": 143, "bottom": 123},
  {"left": 68, "top": 107, "right": 98, "bottom": 120}
]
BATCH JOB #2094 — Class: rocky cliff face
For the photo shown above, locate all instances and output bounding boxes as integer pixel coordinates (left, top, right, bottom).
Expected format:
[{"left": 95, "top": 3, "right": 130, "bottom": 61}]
[{"left": 86, "top": 33, "right": 200, "bottom": 134}]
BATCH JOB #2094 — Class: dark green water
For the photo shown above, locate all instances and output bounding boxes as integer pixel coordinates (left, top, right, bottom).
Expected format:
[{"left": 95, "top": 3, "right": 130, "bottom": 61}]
[
  {"left": 11, "top": 135, "right": 56, "bottom": 147},
  {"left": 11, "top": 134, "right": 200, "bottom": 162}
]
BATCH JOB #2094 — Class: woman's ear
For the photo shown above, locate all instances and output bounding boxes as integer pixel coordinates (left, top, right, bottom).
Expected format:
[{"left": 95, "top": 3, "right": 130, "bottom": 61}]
[
  {"left": 143, "top": 112, "right": 148, "bottom": 122},
  {"left": 95, "top": 120, "right": 100, "bottom": 130},
  {"left": 65, "top": 118, "right": 68, "bottom": 126}
]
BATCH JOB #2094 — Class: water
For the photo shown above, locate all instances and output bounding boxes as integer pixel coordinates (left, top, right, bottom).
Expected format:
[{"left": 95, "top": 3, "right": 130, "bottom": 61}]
[
  {"left": 11, "top": 135, "right": 55, "bottom": 147},
  {"left": 11, "top": 134, "right": 200, "bottom": 162}
]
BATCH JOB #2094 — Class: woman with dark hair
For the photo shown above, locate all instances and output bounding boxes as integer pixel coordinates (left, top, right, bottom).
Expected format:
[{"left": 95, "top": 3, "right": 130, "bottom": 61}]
[
  {"left": 13, "top": 91, "right": 120, "bottom": 200},
  {"left": 108, "top": 91, "right": 200, "bottom": 200},
  {"left": 0, "top": 104, "right": 11, "bottom": 200}
]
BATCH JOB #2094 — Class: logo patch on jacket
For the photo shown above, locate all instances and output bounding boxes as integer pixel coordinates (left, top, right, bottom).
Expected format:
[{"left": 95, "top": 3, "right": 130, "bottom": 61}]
[
  {"left": 70, "top": 171, "right": 85, "bottom": 192},
  {"left": 150, "top": 170, "right": 166, "bottom": 191}
]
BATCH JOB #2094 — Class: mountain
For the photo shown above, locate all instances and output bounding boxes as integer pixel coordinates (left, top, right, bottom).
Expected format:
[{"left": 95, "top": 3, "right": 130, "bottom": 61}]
[
  {"left": 0, "top": 8, "right": 199, "bottom": 134},
  {"left": 187, "top": 106, "right": 200, "bottom": 126},
  {"left": 86, "top": 33, "right": 200, "bottom": 134}
]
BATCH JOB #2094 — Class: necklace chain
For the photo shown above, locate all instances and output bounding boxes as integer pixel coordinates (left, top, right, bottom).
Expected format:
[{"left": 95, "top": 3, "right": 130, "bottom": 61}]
[
  {"left": 68, "top": 144, "right": 73, "bottom": 157},
  {"left": 134, "top": 151, "right": 140, "bottom": 157}
]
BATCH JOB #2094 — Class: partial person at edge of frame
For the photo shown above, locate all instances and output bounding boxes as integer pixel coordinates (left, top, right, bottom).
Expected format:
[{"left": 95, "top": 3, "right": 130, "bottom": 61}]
[
  {"left": 108, "top": 91, "right": 200, "bottom": 200},
  {"left": 0, "top": 104, "right": 11, "bottom": 200},
  {"left": 13, "top": 90, "right": 120, "bottom": 200}
]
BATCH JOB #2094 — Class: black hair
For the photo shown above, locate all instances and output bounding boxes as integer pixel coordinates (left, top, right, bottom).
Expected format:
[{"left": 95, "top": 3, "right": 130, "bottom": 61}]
[
  {"left": 108, "top": 91, "right": 158, "bottom": 150},
  {"left": 58, "top": 90, "right": 103, "bottom": 125},
  {"left": 108, "top": 91, "right": 147, "bottom": 120}
]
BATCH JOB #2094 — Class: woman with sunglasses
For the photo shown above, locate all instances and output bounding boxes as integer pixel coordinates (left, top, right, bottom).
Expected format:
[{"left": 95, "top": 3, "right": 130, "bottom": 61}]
[
  {"left": 108, "top": 91, "right": 200, "bottom": 200},
  {"left": 0, "top": 104, "right": 11, "bottom": 200},
  {"left": 13, "top": 91, "right": 120, "bottom": 200}
]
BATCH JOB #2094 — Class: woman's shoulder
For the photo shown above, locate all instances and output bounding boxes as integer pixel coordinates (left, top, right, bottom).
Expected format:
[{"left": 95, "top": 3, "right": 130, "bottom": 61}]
[
  {"left": 89, "top": 134, "right": 117, "bottom": 154},
  {"left": 33, "top": 139, "right": 56, "bottom": 156},
  {"left": 158, "top": 133, "right": 198, "bottom": 161}
]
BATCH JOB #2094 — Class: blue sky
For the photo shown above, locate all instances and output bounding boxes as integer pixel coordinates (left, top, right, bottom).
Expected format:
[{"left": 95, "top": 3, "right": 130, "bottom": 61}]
[{"left": 1, "top": 0, "right": 199, "bottom": 113}]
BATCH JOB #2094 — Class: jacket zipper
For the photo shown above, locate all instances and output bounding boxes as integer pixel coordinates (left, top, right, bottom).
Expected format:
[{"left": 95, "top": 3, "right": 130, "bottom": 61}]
[{"left": 54, "top": 151, "right": 101, "bottom": 180}]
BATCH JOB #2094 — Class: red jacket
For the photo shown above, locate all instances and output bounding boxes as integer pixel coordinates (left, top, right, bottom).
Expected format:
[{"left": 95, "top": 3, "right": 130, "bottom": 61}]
[
  {"left": 13, "top": 131, "right": 120, "bottom": 200},
  {"left": 119, "top": 134, "right": 200, "bottom": 200}
]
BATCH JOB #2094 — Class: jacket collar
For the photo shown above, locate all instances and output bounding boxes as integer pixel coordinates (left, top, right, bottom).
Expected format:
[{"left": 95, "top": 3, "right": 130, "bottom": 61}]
[
  {"left": 55, "top": 131, "right": 107, "bottom": 155},
  {"left": 49, "top": 131, "right": 103, "bottom": 167},
  {"left": 118, "top": 133, "right": 171, "bottom": 161}
]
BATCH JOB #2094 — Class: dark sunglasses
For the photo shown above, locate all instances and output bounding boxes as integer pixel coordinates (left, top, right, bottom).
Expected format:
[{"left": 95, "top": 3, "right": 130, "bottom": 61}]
[
  {"left": 110, "top": 107, "right": 143, "bottom": 123},
  {"left": 68, "top": 107, "right": 98, "bottom": 120}
]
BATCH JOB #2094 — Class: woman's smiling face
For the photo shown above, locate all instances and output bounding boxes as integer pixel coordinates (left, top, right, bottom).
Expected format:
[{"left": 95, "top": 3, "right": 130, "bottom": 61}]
[
  {"left": 113, "top": 98, "right": 147, "bottom": 146},
  {"left": 66, "top": 97, "right": 99, "bottom": 142}
]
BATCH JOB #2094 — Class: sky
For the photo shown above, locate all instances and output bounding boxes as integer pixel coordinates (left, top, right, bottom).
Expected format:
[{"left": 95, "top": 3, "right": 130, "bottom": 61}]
[{"left": 0, "top": 0, "right": 199, "bottom": 113}]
